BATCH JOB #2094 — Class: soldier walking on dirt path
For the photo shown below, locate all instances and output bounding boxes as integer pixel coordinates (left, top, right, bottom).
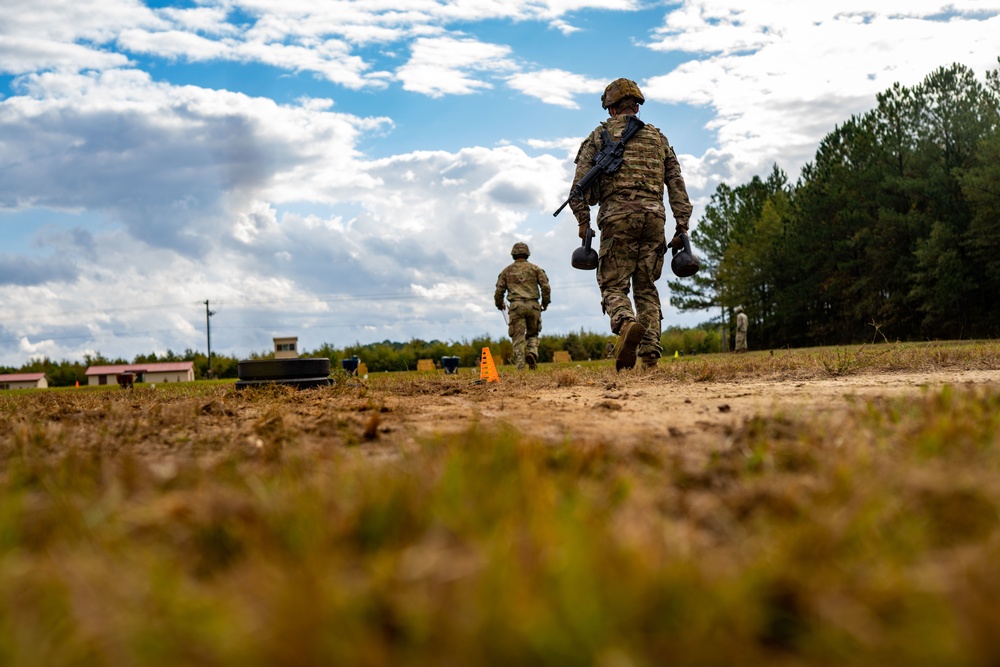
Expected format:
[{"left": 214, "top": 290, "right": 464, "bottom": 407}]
[
  {"left": 735, "top": 306, "right": 748, "bottom": 353},
  {"left": 495, "top": 242, "right": 550, "bottom": 371},
  {"left": 567, "top": 77, "right": 693, "bottom": 372}
]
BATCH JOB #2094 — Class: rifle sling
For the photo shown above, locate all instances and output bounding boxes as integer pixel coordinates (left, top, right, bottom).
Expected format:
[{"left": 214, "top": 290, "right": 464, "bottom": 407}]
[{"left": 601, "top": 115, "right": 644, "bottom": 156}]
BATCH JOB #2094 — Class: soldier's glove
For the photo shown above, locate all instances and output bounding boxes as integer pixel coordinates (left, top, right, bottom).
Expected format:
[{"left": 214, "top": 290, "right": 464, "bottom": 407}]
[
  {"left": 578, "top": 223, "right": 592, "bottom": 240},
  {"left": 541, "top": 302, "right": 549, "bottom": 311},
  {"left": 669, "top": 222, "right": 691, "bottom": 248}
]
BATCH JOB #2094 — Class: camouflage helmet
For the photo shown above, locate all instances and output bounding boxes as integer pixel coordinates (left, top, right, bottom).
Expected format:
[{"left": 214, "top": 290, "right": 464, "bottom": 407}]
[
  {"left": 511, "top": 242, "right": 530, "bottom": 258},
  {"left": 601, "top": 78, "right": 645, "bottom": 110}
]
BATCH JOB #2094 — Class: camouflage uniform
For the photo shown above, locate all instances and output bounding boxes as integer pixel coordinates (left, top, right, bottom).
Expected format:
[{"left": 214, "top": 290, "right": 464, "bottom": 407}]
[
  {"left": 569, "top": 113, "right": 693, "bottom": 362},
  {"left": 495, "top": 253, "right": 550, "bottom": 370},
  {"left": 735, "top": 307, "right": 748, "bottom": 352}
]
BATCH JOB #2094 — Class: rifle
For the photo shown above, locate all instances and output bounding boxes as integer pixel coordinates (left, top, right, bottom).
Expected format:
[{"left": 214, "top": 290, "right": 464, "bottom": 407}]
[{"left": 553, "top": 115, "right": 645, "bottom": 217}]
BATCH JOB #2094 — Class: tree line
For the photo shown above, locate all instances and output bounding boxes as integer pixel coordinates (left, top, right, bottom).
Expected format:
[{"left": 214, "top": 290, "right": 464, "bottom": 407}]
[
  {"left": 670, "top": 61, "right": 1000, "bottom": 349},
  {"left": 0, "top": 326, "right": 722, "bottom": 387}
]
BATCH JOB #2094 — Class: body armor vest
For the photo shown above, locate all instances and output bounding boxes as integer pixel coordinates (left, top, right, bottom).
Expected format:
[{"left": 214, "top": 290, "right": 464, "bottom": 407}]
[{"left": 597, "top": 116, "right": 665, "bottom": 204}]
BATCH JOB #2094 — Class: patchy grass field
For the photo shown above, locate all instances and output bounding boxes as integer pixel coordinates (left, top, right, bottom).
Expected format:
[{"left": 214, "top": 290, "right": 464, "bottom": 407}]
[{"left": 2, "top": 341, "right": 1000, "bottom": 666}]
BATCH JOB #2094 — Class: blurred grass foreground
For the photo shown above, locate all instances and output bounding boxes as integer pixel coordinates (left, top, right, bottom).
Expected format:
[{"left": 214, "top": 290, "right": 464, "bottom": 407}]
[{"left": 2, "top": 343, "right": 1000, "bottom": 665}]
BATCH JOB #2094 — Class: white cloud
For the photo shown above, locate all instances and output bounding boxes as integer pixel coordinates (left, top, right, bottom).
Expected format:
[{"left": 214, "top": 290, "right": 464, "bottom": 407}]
[
  {"left": 0, "top": 36, "right": 130, "bottom": 75},
  {"left": 0, "top": 0, "right": 646, "bottom": 91},
  {"left": 0, "top": 68, "right": 391, "bottom": 256},
  {"left": 645, "top": 1, "right": 1000, "bottom": 183},
  {"left": 396, "top": 36, "right": 516, "bottom": 96},
  {"left": 117, "top": 29, "right": 231, "bottom": 61},
  {"left": 158, "top": 6, "right": 236, "bottom": 36},
  {"left": 0, "top": 0, "right": 161, "bottom": 74},
  {"left": 507, "top": 69, "right": 606, "bottom": 108},
  {"left": 0, "top": 0, "right": 161, "bottom": 43},
  {"left": 0, "top": 64, "right": 590, "bottom": 364}
]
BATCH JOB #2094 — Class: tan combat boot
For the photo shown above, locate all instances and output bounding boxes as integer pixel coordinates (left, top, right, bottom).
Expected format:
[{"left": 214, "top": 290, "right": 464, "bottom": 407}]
[
  {"left": 526, "top": 352, "right": 537, "bottom": 370},
  {"left": 614, "top": 320, "right": 644, "bottom": 371},
  {"left": 640, "top": 354, "right": 658, "bottom": 371}
]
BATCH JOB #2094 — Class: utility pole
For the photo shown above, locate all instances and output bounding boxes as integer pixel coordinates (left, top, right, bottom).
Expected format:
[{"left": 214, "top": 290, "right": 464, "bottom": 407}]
[
  {"left": 720, "top": 305, "right": 728, "bottom": 353},
  {"left": 205, "top": 300, "right": 216, "bottom": 378}
]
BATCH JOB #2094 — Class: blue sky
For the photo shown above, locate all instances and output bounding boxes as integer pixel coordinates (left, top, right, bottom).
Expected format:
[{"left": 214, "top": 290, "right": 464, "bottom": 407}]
[{"left": 1, "top": 0, "right": 999, "bottom": 366}]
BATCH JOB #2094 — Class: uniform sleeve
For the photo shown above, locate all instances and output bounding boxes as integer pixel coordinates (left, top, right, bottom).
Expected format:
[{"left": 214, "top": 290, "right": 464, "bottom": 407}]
[
  {"left": 494, "top": 270, "right": 507, "bottom": 309},
  {"left": 537, "top": 267, "right": 551, "bottom": 307},
  {"left": 662, "top": 132, "right": 694, "bottom": 231},
  {"left": 568, "top": 131, "right": 601, "bottom": 225}
]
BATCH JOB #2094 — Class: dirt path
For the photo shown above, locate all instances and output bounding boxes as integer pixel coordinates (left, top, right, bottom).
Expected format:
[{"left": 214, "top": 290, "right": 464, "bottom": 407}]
[
  {"left": 379, "top": 369, "right": 1000, "bottom": 458},
  {"left": 8, "top": 367, "right": 999, "bottom": 470}
]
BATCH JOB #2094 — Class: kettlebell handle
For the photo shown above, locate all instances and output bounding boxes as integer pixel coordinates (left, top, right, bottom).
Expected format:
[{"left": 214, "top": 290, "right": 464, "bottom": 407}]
[{"left": 671, "top": 232, "right": 692, "bottom": 257}]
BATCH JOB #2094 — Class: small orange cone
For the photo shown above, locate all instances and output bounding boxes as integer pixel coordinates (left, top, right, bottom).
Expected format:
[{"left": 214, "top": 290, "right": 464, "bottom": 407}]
[{"left": 480, "top": 347, "right": 500, "bottom": 383}]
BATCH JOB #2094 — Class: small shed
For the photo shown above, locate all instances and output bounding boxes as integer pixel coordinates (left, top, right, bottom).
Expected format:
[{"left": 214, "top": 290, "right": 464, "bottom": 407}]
[
  {"left": 274, "top": 337, "right": 299, "bottom": 359},
  {"left": 0, "top": 372, "right": 48, "bottom": 390},
  {"left": 85, "top": 362, "right": 195, "bottom": 386}
]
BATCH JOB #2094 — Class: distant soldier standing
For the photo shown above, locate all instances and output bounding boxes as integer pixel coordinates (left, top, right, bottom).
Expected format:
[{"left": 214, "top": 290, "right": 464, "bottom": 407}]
[
  {"left": 568, "top": 78, "right": 693, "bottom": 371},
  {"left": 495, "top": 242, "right": 551, "bottom": 370},
  {"left": 735, "top": 306, "right": 748, "bottom": 353}
]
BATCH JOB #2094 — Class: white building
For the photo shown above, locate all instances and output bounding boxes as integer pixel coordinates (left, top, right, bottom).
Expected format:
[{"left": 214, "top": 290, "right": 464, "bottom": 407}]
[
  {"left": 273, "top": 337, "right": 299, "bottom": 359},
  {"left": 85, "top": 362, "right": 195, "bottom": 386},
  {"left": 0, "top": 372, "right": 48, "bottom": 390}
]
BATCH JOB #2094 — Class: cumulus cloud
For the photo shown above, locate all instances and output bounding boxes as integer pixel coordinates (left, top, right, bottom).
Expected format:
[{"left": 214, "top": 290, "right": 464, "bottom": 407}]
[
  {"left": 644, "top": 1, "right": 1000, "bottom": 182},
  {"left": 506, "top": 69, "right": 607, "bottom": 108},
  {"left": 396, "top": 37, "right": 516, "bottom": 96},
  {"left": 117, "top": 29, "right": 231, "bottom": 61},
  {"left": 1, "top": 0, "right": 646, "bottom": 94},
  {"left": 0, "top": 254, "right": 79, "bottom": 286},
  {"left": 0, "top": 61, "right": 584, "bottom": 364},
  {"left": 0, "top": 36, "right": 130, "bottom": 75},
  {"left": 0, "top": 0, "right": 161, "bottom": 75},
  {"left": 157, "top": 6, "right": 235, "bottom": 36},
  {"left": 0, "top": 68, "right": 390, "bottom": 252}
]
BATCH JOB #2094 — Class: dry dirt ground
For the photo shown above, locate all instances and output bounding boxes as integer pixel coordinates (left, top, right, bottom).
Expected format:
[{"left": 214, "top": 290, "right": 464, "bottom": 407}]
[
  {"left": 310, "top": 366, "right": 1000, "bottom": 464},
  {"left": 21, "top": 366, "right": 999, "bottom": 468}
]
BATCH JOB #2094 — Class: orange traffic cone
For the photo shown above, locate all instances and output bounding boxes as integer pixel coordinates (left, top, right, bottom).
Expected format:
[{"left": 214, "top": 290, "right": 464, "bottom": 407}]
[{"left": 480, "top": 347, "right": 500, "bottom": 383}]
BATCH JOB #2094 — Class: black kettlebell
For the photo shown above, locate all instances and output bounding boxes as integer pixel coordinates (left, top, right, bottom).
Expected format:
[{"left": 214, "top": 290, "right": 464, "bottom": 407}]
[
  {"left": 670, "top": 232, "right": 700, "bottom": 277},
  {"left": 572, "top": 227, "right": 599, "bottom": 270}
]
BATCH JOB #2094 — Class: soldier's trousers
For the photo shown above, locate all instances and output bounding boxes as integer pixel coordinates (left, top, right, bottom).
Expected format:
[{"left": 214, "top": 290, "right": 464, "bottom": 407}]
[
  {"left": 597, "top": 210, "right": 666, "bottom": 359},
  {"left": 508, "top": 299, "right": 541, "bottom": 370}
]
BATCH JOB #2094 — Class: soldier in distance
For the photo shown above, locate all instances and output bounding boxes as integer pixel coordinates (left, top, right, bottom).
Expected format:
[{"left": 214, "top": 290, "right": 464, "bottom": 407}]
[
  {"left": 735, "top": 305, "right": 748, "bottom": 353},
  {"left": 494, "top": 242, "right": 551, "bottom": 371},
  {"left": 567, "top": 78, "right": 693, "bottom": 371}
]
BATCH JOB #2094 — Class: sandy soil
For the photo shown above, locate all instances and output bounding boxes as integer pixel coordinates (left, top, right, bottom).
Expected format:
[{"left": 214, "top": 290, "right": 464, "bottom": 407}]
[
  {"left": 372, "top": 368, "right": 1000, "bottom": 459},
  {"left": 15, "top": 366, "right": 998, "bottom": 469}
]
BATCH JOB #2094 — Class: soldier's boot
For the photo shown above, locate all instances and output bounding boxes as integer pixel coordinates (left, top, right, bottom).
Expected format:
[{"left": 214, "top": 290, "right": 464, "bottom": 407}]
[
  {"left": 614, "top": 320, "right": 645, "bottom": 372},
  {"left": 526, "top": 352, "right": 537, "bottom": 370},
  {"left": 640, "top": 354, "right": 658, "bottom": 371}
]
